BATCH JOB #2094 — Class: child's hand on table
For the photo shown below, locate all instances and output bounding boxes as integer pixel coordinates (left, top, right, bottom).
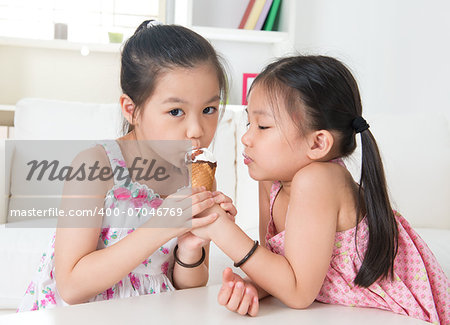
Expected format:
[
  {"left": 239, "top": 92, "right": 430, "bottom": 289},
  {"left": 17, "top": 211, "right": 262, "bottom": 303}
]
[{"left": 218, "top": 267, "right": 259, "bottom": 316}]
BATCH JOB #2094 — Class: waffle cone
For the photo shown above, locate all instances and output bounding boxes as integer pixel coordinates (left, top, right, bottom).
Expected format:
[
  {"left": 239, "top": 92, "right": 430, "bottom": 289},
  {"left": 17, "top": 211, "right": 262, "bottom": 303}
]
[{"left": 191, "top": 162, "right": 216, "bottom": 191}]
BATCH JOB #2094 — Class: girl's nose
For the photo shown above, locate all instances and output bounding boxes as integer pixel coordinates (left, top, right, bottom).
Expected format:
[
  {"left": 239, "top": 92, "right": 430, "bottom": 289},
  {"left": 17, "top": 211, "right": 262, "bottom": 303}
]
[
  {"left": 186, "top": 118, "right": 203, "bottom": 146},
  {"left": 241, "top": 128, "right": 252, "bottom": 147}
]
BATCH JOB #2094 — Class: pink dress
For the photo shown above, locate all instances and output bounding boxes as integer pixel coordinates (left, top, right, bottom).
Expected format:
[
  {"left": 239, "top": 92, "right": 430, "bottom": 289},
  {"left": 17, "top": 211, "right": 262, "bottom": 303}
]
[
  {"left": 18, "top": 140, "right": 177, "bottom": 312},
  {"left": 266, "top": 180, "right": 450, "bottom": 324}
]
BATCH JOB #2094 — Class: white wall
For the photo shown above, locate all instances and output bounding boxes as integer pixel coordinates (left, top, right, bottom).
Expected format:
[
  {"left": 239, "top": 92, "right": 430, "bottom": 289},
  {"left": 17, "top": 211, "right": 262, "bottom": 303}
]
[
  {"left": 0, "top": 45, "right": 121, "bottom": 105},
  {"left": 0, "top": 40, "right": 276, "bottom": 106},
  {"left": 191, "top": 0, "right": 249, "bottom": 29},
  {"left": 210, "top": 40, "right": 275, "bottom": 104},
  {"left": 2, "top": 0, "right": 449, "bottom": 112},
  {"left": 294, "top": 0, "right": 450, "bottom": 116}
]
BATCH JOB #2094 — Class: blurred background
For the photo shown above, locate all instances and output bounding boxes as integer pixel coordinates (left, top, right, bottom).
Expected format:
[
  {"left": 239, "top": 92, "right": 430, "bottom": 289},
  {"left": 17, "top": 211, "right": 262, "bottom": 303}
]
[{"left": 0, "top": 0, "right": 449, "bottom": 115}]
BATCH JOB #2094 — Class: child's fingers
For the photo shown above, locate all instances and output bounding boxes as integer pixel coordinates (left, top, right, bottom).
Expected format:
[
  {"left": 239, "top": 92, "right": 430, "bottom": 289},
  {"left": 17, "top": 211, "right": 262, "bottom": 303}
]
[
  {"left": 236, "top": 288, "right": 254, "bottom": 316},
  {"left": 217, "top": 281, "right": 234, "bottom": 306},
  {"left": 191, "top": 186, "right": 206, "bottom": 193},
  {"left": 190, "top": 190, "right": 213, "bottom": 205},
  {"left": 226, "top": 281, "right": 245, "bottom": 311},
  {"left": 220, "top": 202, "right": 237, "bottom": 217},
  {"left": 222, "top": 267, "right": 235, "bottom": 283},
  {"left": 212, "top": 191, "right": 232, "bottom": 203},
  {"left": 165, "top": 190, "right": 213, "bottom": 215},
  {"left": 247, "top": 296, "right": 259, "bottom": 317},
  {"left": 190, "top": 197, "right": 215, "bottom": 216},
  {"left": 190, "top": 213, "right": 218, "bottom": 229},
  {"left": 169, "top": 186, "right": 206, "bottom": 202}
]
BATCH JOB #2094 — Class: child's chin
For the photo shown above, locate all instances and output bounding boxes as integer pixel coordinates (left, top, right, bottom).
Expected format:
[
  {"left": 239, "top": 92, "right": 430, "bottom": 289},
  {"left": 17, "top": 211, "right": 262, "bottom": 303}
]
[{"left": 247, "top": 170, "right": 265, "bottom": 181}]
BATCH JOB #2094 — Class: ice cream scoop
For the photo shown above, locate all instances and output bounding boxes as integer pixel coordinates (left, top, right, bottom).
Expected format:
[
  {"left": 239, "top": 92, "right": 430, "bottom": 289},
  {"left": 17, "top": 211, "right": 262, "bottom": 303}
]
[{"left": 185, "top": 148, "right": 217, "bottom": 191}]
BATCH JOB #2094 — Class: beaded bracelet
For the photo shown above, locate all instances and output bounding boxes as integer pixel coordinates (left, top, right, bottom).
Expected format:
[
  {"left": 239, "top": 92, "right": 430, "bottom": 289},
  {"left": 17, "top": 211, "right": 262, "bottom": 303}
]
[
  {"left": 173, "top": 244, "right": 206, "bottom": 268},
  {"left": 234, "top": 240, "right": 259, "bottom": 268}
]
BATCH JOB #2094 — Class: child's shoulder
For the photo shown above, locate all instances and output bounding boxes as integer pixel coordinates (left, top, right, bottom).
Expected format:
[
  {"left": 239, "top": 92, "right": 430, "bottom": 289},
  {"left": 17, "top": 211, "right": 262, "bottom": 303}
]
[
  {"left": 292, "top": 161, "right": 352, "bottom": 193},
  {"left": 71, "top": 144, "right": 110, "bottom": 169},
  {"left": 63, "top": 144, "right": 113, "bottom": 195}
]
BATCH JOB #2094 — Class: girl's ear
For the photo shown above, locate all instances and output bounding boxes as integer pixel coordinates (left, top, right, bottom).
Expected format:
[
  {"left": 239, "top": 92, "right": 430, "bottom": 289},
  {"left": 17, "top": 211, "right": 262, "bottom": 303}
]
[
  {"left": 306, "top": 130, "right": 334, "bottom": 160},
  {"left": 120, "top": 94, "right": 136, "bottom": 125}
]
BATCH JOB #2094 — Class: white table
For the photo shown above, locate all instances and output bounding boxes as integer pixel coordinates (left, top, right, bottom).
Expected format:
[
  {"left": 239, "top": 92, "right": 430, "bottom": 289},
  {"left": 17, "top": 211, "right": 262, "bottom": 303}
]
[{"left": 0, "top": 284, "right": 428, "bottom": 325}]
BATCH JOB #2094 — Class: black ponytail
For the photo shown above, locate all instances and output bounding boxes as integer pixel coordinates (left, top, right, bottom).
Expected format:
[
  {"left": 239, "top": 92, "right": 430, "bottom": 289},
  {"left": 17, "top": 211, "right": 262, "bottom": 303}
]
[
  {"left": 353, "top": 130, "right": 398, "bottom": 286},
  {"left": 252, "top": 55, "right": 398, "bottom": 287}
]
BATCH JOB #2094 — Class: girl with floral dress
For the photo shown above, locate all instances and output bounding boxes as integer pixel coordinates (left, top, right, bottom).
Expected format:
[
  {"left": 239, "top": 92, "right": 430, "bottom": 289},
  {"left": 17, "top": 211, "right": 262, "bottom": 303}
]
[
  {"left": 192, "top": 55, "right": 449, "bottom": 324},
  {"left": 18, "top": 20, "right": 236, "bottom": 311}
]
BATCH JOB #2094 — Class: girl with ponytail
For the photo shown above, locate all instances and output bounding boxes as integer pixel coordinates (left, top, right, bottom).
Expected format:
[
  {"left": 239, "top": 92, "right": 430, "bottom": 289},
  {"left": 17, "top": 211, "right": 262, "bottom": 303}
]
[{"left": 192, "top": 55, "right": 449, "bottom": 323}]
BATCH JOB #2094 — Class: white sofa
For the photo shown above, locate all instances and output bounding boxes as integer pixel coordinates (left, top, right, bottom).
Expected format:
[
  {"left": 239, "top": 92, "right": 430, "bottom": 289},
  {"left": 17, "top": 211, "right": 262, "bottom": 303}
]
[{"left": 0, "top": 98, "right": 449, "bottom": 316}]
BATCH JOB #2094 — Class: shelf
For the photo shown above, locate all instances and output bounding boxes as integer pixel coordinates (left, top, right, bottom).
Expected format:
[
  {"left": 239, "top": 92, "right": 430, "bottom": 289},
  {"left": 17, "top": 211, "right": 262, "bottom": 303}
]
[
  {"left": 0, "top": 36, "right": 121, "bottom": 54},
  {"left": 0, "top": 105, "right": 15, "bottom": 127},
  {"left": 0, "top": 26, "right": 288, "bottom": 54},
  {"left": 191, "top": 26, "right": 289, "bottom": 44}
]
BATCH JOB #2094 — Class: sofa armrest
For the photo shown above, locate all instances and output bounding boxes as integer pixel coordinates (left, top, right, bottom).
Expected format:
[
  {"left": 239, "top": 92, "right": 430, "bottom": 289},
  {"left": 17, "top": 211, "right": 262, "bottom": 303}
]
[{"left": 0, "top": 139, "right": 6, "bottom": 224}]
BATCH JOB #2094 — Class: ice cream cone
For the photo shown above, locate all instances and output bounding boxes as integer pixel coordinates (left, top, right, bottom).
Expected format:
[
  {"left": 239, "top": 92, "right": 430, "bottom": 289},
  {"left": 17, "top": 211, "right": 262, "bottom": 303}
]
[
  {"left": 191, "top": 162, "right": 216, "bottom": 191},
  {"left": 186, "top": 148, "right": 217, "bottom": 191}
]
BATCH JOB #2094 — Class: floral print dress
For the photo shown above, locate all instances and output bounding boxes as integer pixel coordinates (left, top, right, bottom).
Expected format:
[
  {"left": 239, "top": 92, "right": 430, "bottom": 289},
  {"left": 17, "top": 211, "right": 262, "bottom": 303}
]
[{"left": 18, "top": 140, "right": 177, "bottom": 312}]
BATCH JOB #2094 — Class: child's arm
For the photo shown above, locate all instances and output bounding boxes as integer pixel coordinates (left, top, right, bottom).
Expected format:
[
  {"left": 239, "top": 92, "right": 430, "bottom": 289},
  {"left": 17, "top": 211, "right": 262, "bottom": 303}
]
[
  {"left": 54, "top": 147, "right": 217, "bottom": 304},
  {"left": 172, "top": 242, "right": 211, "bottom": 289},
  {"left": 172, "top": 185, "right": 237, "bottom": 289},
  {"left": 197, "top": 163, "right": 338, "bottom": 309}
]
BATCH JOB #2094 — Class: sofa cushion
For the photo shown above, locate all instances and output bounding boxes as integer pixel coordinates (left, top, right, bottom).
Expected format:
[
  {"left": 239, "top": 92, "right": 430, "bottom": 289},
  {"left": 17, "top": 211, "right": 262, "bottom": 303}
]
[
  {"left": 7, "top": 98, "right": 123, "bottom": 223},
  {"left": 0, "top": 219, "right": 56, "bottom": 309},
  {"left": 14, "top": 98, "right": 123, "bottom": 140},
  {"left": 415, "top": 228, "right": 450, "bottom": 278},
  {"left": 0, "top": 140, "right": 6, "bottom": 224},
  {"left": 212, "top": 106, "right": 238, "bottom": 202}
]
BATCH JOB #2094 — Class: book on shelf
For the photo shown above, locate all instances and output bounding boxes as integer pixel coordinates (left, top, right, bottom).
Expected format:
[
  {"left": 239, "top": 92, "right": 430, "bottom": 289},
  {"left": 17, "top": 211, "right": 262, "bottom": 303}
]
[
  {"left": 254, "top": 0, "right": 273, "bottom": 30},
  {"left": 244, "top": 0, "right": 266, "bottom": 30},
  {"left": 263, "top": 0, "right": 282, "bottom": 31},
  {"left": 238, "top": 0, "right": 256, "bottom": 29}
]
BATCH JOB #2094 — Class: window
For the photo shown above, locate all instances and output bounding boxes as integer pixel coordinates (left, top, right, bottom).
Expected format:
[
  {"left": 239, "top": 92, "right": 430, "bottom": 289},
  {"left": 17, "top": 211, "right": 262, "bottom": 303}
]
[{"left": 0, "top": 0, "right": 165, "bottom": 43}]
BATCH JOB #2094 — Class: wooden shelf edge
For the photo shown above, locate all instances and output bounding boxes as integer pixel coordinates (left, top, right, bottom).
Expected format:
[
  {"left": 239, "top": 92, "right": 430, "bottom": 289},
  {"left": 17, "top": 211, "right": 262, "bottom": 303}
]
[{"left": 0, "top": 36, "right": 122, "bottom": 53}]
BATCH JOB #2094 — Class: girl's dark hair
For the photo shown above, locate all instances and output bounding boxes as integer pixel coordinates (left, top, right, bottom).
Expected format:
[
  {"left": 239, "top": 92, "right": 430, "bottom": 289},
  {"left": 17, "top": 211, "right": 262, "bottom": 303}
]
[
  {"left": 120, "top": 20, "right": 228, "bottom": 134},
  {"left": 252, "top": 55, "right": 398, "bottom": 288}
]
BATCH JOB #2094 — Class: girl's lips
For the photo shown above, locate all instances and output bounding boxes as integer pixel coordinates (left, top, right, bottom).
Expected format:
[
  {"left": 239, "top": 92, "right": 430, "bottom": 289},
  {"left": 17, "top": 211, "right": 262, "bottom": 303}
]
[{"left": 243, "top": 153, "right": 253, "bottom": 165}]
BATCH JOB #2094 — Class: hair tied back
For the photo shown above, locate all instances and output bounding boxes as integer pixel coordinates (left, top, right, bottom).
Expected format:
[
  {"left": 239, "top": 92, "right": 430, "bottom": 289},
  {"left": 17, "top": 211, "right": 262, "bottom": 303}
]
[{"left": 352, "top": 116, "right": 370, "bottom": 133}]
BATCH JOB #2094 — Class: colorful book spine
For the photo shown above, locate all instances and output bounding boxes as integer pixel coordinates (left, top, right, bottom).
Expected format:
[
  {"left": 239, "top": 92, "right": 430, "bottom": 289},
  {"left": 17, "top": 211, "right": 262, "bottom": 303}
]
[
  {"left": 254, "top": 0, "right": 273, "bottom": 30},
  {"left": 244, "top": 0, "right": 266, "bottom": 30},
  {"left": 263, "top": 0, "right": 282, "bottom": 31},
  {"left": 238, "top": 0, "right": 256, "bottom": 29}
]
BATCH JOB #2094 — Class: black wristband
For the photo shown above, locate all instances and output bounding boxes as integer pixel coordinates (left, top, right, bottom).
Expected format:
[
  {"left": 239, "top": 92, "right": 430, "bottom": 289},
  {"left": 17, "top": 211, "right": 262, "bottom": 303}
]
[
  {"left": 234, "top": 240, "right": 259, "bottom": 268},
  {"left": 173, "top": 244, "right": 205, "bottom": 268}
]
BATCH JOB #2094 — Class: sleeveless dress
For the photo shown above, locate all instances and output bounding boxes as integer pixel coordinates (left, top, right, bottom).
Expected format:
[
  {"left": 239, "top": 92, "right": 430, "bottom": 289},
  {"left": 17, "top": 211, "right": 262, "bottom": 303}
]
[
  {"left": 266, "top": 180, "right": 450, "bottom": 325},
  {"left": 17, "top": 140, "right": 177, "bottom": 312}
]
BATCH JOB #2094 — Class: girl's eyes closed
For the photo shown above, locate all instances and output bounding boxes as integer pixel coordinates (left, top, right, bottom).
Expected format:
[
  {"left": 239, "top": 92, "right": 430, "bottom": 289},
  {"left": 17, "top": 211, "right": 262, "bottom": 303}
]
[
  {"left": 246, "top": 122, "right": 269, "bottom": 130},
  {"left": 169, "top": 108, "right": 184, "bottom": 117}
]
